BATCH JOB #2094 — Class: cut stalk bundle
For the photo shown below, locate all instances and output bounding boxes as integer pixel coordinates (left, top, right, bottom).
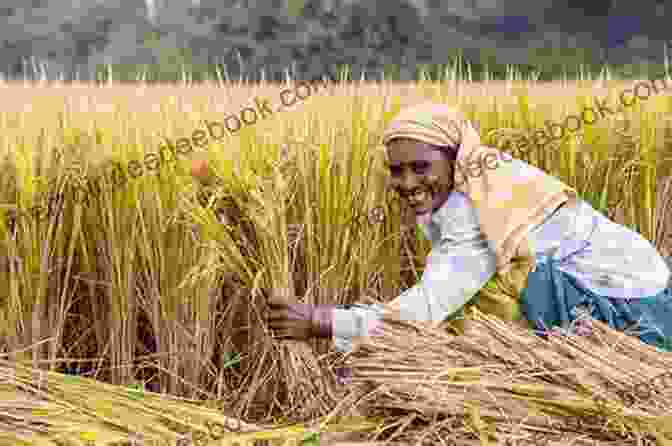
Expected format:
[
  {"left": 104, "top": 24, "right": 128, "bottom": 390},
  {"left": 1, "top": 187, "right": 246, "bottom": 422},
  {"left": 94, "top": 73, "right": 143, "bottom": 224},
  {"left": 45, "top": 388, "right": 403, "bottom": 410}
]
[
  {"left": 0, "top": 357, "right": 262, "bottom": 445},
  {"left": 338, "top": 309, "right": 672, "bottom": 446},
  {"left": 182, "top": 143, "right": 343, "bottom": 423},
  {"left": 0, "top": 356, "right": 382, "bottom": 445}
]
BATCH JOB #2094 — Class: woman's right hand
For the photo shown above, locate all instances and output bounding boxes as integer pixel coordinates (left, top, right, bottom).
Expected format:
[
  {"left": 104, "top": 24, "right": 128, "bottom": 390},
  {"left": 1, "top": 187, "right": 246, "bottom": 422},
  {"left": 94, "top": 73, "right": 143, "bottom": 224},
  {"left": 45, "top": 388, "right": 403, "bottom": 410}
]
[
  {"left": 266, "top": 297, "right": 317, "bottom": 340},
  {"left": 266, "top": 297, "right": 335, "bottom": 340}
]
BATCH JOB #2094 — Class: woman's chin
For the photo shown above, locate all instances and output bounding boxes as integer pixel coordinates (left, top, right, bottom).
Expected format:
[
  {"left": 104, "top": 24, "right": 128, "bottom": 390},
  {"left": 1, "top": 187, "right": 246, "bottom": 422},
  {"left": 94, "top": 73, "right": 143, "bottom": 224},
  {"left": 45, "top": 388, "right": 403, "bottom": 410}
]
[
  {"left": 415, "top": 210, "right": 433, "bottom": 225},
  {"left": 411, "top": 204, "right": 431, "bottom": 215},
  {"left": 413, "top": 199, "right": 440, "bottom": 216}
]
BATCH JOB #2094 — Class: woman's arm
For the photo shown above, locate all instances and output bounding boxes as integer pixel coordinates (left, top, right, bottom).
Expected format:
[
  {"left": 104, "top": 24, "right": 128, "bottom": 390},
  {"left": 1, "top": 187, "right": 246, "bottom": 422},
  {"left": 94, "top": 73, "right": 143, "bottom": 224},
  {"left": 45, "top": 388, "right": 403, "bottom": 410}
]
[
  {"left": 332, "top": 303, "right": 385, "bottom": 352},
  {"left": 392, "top": 235, "right": 498, "bottom": 323},
  {"left": 333, "top": 195, "right": 499, "bottom": 352},
  {"left": 332, "top": 235, "right": 498, "bottom": 352}
]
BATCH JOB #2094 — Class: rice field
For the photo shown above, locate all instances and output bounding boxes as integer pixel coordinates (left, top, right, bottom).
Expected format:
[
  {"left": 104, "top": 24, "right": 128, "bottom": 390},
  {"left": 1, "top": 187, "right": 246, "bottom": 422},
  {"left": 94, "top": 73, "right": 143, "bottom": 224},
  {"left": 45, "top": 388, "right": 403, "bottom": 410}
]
[{"left": 0, "top": 63, "right": 672, "bottom": 445}]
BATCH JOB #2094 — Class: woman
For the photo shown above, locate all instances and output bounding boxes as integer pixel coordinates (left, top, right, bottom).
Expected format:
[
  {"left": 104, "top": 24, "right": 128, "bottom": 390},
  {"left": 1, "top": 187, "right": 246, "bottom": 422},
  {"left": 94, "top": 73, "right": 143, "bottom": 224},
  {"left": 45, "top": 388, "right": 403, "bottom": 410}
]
[{"left": 206, "top": 103, "right": 672, "bottom": 354}]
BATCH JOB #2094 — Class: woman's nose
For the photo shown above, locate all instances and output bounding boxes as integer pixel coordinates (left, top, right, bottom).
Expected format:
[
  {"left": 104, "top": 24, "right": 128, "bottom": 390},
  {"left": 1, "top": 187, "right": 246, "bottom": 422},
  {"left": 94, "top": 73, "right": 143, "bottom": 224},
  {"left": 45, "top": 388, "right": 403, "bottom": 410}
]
[{"left": 397, "top": 171, "right": 420, "bottom": 192}]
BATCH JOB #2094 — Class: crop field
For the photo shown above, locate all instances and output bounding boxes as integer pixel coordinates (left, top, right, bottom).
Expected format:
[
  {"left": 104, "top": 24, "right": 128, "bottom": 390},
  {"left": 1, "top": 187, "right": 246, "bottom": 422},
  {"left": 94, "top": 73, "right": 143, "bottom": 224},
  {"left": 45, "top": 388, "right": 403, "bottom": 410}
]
[{"left": 0, "top": 66, "right": 672, "bottom": 445}]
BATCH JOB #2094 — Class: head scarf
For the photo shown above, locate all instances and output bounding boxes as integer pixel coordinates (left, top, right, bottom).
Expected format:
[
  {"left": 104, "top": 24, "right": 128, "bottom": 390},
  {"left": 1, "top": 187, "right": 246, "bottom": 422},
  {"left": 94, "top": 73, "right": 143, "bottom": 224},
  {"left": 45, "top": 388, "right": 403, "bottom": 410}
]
[{"left": 382, "top": 102, "right": 577, "bottom": 274}]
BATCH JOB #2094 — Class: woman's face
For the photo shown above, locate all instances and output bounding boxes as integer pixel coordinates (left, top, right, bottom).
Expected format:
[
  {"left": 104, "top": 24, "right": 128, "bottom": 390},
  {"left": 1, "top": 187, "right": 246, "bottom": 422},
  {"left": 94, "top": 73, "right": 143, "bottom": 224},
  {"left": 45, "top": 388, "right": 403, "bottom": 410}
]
[{"left": 385, "top": 138, "right": 455, "bottom": 216}]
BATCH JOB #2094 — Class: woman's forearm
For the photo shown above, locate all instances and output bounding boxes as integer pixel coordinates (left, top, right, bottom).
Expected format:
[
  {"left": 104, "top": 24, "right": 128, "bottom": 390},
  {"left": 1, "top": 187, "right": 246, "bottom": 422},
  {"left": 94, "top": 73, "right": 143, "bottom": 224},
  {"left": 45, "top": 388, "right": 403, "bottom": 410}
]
[
  {"left": 310, "top": 305, "right": 335, "bottom": 338},
  {"left": 332, "top": 304, "right": 384, "bottom": 338},
  {"left": 332, "top": 304, "right": 385, "bottom": 353}
]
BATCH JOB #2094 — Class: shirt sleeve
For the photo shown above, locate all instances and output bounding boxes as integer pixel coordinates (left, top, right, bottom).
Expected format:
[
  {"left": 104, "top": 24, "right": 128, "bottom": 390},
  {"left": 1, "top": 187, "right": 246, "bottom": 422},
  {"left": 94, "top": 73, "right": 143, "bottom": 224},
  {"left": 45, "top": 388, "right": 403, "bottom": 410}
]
[
  {"left": 332, "top": 303, "right": 385, "bottom": 353},
  {"left": 332, "top": 194, "right": 498, "bottom": 352},
  {"left": 391, "top": 229, "right": 498, "bottom": 324}
]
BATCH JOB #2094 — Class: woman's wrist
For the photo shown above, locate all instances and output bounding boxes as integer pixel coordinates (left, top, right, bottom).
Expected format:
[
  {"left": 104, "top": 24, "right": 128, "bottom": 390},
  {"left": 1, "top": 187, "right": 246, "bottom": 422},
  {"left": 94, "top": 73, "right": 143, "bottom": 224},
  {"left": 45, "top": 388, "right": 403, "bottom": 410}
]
[
  {"left": 311, "top": 305, "right": 335, "bottom": 338},
  {"left": 284, "top": 303, "right": 335, "bottom": 339}
]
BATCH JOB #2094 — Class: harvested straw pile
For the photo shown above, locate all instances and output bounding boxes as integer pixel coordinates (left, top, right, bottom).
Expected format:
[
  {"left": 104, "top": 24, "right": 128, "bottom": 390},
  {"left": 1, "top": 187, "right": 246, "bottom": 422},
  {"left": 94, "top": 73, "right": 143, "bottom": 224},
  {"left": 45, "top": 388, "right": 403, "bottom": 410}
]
[
  {"left": 336, "top": 309, "right": 672, "bottom": 446},
  {"left": 0, "top": 357, "right": 263, "bottom": 445},
  {"left": 0, "top": 356, "right": 382, "bottom": 445}
]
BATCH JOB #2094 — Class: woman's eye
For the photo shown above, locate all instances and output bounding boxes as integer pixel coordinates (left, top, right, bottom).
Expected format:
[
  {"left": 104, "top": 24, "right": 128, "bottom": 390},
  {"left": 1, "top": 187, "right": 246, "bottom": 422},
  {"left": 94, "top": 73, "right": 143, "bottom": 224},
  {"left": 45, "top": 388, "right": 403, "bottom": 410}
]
[
  {"left": 388, "top": 166, "right": 402, "bottom": 176},
  {"left": 412, "top": 163, "right": 430, "bottom": 174}
]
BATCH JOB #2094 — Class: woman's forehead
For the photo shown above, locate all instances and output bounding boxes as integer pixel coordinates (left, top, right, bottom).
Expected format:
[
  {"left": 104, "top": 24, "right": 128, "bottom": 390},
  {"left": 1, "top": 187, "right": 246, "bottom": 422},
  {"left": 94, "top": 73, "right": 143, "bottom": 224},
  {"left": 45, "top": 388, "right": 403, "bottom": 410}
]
[{"left": 386, "top": 139, "right": 446, "bottom": 164}]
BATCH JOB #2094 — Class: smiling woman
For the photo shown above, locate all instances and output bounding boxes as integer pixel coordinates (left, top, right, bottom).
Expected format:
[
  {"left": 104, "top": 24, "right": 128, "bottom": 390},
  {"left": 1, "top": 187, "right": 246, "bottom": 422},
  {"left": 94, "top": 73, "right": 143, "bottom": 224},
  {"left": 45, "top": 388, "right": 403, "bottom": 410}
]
[{"left": 266, "top": 102, "right": 672, "bottom": 362}]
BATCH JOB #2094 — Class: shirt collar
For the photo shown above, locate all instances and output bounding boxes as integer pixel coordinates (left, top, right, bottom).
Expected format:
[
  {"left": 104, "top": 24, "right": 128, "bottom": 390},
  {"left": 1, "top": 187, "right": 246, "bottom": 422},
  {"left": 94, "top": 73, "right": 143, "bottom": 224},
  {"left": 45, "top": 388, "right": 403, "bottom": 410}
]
[{"left": 417, "top": 192, "right": 459, "bottom": 242}]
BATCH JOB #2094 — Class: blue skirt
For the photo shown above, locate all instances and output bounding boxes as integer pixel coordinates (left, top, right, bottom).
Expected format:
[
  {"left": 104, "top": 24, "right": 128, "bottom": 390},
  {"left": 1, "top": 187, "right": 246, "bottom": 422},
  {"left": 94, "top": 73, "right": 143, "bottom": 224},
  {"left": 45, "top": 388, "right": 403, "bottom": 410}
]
[{"left": 520, "top": 259, "right": 672, "bottom": 352}]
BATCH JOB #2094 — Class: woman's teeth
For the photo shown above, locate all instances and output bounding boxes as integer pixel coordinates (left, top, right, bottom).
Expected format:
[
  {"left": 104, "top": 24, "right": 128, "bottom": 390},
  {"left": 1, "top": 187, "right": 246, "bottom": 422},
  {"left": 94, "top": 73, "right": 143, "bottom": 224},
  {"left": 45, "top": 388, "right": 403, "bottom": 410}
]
[{"left": 408, "top": 190, "right": 430, "bottom": 206}]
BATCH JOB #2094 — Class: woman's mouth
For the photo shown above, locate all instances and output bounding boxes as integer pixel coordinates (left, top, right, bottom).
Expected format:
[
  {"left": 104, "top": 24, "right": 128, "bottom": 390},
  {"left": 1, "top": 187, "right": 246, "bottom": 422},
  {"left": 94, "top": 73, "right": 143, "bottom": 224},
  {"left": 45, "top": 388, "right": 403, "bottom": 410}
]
[{"left": 406, "top": 190, "right": 432, "bottom": 212}]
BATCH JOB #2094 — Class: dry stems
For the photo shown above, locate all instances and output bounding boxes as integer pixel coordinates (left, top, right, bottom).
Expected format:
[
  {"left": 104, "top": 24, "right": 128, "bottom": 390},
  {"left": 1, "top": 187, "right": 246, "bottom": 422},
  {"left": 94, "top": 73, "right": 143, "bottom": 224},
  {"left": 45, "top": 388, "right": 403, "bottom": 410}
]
[
  {"left": 337, "top": 309, "right": 672, "bottom": 446},
  {"left": 0, "top": 76, "right": 671, "bottom": 442}
]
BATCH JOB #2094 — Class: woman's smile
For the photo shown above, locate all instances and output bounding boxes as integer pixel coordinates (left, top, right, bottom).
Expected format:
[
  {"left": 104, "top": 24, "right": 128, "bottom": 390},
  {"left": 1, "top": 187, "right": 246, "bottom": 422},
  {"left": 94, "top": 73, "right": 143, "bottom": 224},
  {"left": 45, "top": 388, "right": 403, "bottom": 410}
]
[{"left": 405, "top": 189, "right": 432, "bottom": 212}]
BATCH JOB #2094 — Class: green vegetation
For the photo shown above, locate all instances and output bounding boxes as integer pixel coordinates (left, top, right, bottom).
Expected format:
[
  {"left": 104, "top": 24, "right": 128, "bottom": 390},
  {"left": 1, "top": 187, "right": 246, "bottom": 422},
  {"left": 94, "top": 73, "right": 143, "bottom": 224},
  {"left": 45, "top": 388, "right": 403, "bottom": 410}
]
[{"left": 85, "top": 40, "right": 672, "bottom": 83}]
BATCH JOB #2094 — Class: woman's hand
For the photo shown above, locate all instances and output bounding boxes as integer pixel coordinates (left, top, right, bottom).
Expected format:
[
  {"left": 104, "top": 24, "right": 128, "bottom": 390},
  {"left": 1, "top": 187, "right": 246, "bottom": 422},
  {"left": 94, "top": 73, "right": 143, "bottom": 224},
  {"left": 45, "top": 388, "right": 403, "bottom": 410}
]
[
  {"left": 266, "top": 298, "right": 315, "bottom": 340},
  {"left": 266, "top": 297, "right": 334, "bottom": 340}
]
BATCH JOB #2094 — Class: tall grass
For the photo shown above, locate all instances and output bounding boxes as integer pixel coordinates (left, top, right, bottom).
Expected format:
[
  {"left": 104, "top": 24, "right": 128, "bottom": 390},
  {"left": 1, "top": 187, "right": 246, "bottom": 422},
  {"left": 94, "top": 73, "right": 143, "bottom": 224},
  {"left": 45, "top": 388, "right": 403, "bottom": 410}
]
[{"left": 0, "top": 62, "right": 671, "bottom": 444}]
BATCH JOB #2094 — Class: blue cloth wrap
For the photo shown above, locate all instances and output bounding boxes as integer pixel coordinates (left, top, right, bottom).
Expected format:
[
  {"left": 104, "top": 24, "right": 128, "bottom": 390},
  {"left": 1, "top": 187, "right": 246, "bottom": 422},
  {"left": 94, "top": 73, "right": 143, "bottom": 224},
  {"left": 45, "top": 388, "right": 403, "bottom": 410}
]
[{"left": 521, "top": 240, "right": 672, "bottom": 351}]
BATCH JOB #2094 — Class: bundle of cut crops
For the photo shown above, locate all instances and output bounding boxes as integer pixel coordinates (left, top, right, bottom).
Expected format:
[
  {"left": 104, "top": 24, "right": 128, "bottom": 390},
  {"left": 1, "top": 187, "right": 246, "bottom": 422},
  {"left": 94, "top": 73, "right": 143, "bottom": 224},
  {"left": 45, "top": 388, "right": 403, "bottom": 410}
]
[
  {"left": 0, "top": 357, "right": 267, "bottom": 445},
  {"left": 336, "top": 308, "right": 672, "bottom": 446},
  {"left": 0, "top": 356, "right": 383, "bottom": 446}
]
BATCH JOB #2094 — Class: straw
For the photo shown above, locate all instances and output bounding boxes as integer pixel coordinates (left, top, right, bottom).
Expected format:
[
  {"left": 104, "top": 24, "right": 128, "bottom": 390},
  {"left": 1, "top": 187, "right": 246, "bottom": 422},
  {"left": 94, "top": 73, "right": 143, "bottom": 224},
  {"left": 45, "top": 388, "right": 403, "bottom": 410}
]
[{"left": 335, "top": 309, "right": 672, "bottom": 445}]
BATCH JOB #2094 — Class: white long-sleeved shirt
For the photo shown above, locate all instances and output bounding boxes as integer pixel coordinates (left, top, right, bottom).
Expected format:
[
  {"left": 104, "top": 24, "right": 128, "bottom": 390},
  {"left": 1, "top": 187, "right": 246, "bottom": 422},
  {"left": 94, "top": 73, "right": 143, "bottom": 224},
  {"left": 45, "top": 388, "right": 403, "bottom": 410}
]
[{"left": 333, "top": 191, "right": 671, "bottom": 352}]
